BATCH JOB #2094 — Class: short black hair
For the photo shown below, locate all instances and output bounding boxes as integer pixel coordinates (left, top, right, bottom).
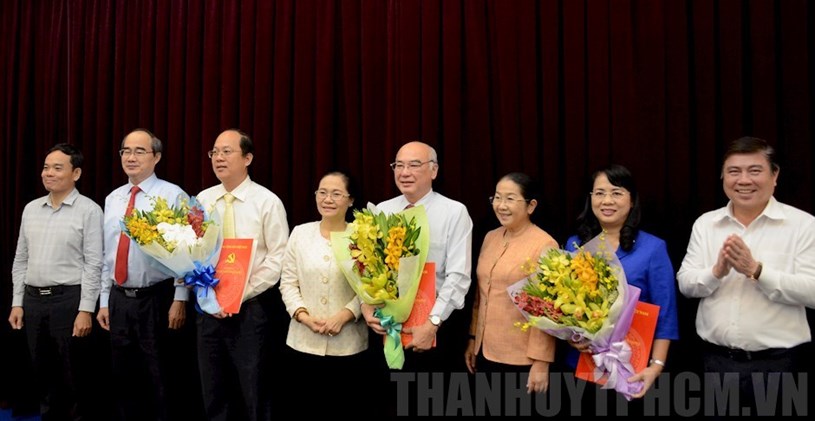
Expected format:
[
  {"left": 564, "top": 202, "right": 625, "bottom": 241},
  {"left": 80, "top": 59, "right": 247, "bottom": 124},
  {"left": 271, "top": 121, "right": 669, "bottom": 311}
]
[
  {"left": 723, "top": 136, "right": 779, "bottom": 173},
  {"left": 225, "top": 128, "right": 254, "bottom": 155},
  {"left": 499, "top": 172, "right": 540, "bottom": 201},
  {"left": 322, "top": 170, "right": 357, "bottom": 201},
  {"left": 47, "top": 143, "right": 84, "bottom": 169}
]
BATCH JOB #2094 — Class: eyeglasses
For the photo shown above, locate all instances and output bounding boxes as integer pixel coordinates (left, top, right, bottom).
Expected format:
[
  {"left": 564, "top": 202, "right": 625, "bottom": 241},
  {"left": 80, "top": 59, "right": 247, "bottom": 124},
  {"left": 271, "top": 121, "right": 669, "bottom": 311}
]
[
  {"left": 489, "top": 196, "right": 530, "bottom": 205},
  {"left": 208, "top": 149, "right": 240, "bottom": 159},
  {"left": 119, "top": 148, "right": 154, "bottom": 157},
  {"left": 390, "top": 160, "right": 436, "bottom": 172},
  {"left": 315, "top": 190, "right": 350, "bottom": 201},
  {"left": 590, "top": 190, "right": 628, "bottom": 201}
]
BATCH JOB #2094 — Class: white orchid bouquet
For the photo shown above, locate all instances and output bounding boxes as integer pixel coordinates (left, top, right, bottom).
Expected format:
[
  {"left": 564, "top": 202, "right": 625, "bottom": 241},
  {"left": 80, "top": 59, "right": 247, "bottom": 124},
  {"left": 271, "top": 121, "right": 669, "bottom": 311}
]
[{"left": 121, "top": 196, "right": 223, "bottom": 314}]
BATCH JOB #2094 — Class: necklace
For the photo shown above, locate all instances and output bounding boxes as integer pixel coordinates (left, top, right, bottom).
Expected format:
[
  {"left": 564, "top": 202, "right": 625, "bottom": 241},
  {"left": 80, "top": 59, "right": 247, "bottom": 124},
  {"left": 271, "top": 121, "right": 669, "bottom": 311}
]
[{"left": 601, "top": 229, "right": 621, "bottom": 252}]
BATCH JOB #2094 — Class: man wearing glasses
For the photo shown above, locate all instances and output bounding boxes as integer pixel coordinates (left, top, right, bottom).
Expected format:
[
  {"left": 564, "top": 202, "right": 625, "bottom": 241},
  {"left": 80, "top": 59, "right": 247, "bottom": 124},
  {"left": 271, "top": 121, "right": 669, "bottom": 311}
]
[
  {"left": 196, "top": 129, "right": 289, "bottom": 421},
  {"left": 98, "top": 128, "right": 189, "bottom": 421},
  {"left": 363, "top": 141, "right": 473, "bottom": 415}
]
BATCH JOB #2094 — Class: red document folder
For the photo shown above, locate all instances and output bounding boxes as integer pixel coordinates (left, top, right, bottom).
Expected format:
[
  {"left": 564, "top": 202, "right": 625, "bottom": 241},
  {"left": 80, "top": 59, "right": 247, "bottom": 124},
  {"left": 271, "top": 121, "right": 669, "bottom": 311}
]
[
  {"left": 401, "top": 262, "right": 436, "bottom": 348},
  {"left": 214, "top": 238, "right": 256, "bottom": 314},
  {"left": 575, "top": 301, "right": 660, "bottom": 384}
]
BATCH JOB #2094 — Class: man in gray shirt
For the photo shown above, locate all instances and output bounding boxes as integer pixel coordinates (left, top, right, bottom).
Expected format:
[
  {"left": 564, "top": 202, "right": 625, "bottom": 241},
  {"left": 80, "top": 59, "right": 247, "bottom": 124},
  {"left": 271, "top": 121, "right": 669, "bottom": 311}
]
[{"left": 8, "top": 143, "right": 103, "bottom": 421}]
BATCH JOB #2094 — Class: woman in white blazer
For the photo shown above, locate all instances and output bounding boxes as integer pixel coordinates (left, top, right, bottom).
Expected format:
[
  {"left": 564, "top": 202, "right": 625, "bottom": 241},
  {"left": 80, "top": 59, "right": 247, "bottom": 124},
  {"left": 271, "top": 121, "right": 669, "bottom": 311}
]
[{"left": 279, "top": 171, "right": 369, "bottom": 413}]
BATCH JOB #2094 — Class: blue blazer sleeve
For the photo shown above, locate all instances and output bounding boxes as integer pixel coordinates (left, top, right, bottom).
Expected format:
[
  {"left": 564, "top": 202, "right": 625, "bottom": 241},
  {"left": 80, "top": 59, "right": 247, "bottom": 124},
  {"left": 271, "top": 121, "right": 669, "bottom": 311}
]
[{"left": 643, "top": 235, "right": 680, "bottom": 340}]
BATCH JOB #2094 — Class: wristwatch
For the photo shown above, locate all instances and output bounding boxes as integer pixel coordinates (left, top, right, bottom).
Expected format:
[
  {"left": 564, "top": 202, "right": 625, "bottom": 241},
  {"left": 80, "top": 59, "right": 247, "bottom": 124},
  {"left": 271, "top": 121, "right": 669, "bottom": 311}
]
[
  {"left": 749, "top": 262, "right": 763, "bottom": 281},
  {"left": 428, "top": 315, "right": 442, "bottom": 327}
]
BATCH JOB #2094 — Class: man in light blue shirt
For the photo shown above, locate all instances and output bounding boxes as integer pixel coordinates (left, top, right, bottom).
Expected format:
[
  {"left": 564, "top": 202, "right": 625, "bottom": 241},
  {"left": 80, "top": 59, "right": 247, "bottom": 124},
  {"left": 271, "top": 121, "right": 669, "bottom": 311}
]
[{"left": 98, "top": 129, "right": 188, "bottom": 421}]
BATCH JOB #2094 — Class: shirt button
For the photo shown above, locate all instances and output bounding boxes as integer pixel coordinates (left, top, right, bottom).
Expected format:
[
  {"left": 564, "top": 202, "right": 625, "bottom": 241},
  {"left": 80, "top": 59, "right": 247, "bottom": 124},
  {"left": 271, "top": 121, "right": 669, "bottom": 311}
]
[
  {"left": 321, "top": 297, "right": 328, "bottom": 305},
  {"left": 323, "top": 255, "right": 330, "bottom": 262},
  {"left": 321, "top": 276, "right": 329, "bottom": 284}
]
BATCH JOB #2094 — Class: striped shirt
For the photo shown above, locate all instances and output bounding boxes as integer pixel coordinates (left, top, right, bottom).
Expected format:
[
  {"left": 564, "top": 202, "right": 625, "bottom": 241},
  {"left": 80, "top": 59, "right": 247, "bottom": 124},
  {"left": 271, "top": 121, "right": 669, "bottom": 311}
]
[{"left": 11, "top": 188, "right": 104, "bottom": 312}]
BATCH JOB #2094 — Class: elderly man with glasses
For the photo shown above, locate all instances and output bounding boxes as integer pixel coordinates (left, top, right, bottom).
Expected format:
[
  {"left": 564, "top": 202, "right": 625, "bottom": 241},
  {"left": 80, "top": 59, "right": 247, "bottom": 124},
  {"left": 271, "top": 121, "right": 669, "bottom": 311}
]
[{"left": 363, "top": 141, "right": 473, "bottom": 416}]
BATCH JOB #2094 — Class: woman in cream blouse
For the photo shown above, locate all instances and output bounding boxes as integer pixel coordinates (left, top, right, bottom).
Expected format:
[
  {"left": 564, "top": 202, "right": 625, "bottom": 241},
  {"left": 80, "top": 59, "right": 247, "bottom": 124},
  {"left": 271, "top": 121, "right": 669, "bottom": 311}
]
[
  {"left": 279, "top": 171, "right": 368, "bottom": 413},
  {"left": 465, "top": 172, "right": 558, "bottom": 400}
]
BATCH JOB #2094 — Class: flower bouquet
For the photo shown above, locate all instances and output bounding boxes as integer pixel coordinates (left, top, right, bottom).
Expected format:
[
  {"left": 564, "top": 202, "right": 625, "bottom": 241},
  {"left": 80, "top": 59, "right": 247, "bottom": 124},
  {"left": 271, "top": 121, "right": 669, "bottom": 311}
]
[
  {"left": 331, "top": 203, "right": 429, "bottom": 369},
  {"left": 507, "top": 233, "right": 643, "bottom": 399},
  {"left": 121, "top": 196, "right": 223, "bottom": 314}
]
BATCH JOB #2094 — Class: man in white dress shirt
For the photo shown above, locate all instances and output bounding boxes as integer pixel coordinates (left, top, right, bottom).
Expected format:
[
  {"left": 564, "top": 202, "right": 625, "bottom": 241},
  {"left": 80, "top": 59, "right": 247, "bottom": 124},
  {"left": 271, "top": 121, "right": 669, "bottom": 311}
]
[
  {"left": 678, "top": 136, "right": 815, "bottom": 415},
  {"left": 196, "top": 129, "right": 289, "bottom": 421},
  {"left": 363, "top": 141, "right": 473, "bottom": 414}
]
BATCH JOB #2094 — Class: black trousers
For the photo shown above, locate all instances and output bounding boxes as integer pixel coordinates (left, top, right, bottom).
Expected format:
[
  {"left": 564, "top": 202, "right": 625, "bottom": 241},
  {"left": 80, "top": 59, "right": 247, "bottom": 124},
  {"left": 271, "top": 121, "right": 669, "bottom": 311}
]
[
  {"left": 197, "top": 295, "right": 271, "bottom": 421},
  {"left": 109, "top": 281, "right": 174, "bottom": 421},
  {"left": 702, "top": 341, "right": 801, "bottom": 416},
  {"left": 282, "top": 347, "right": 371, "bottom": 415},
  {"left": 383, "top": 310, "right": 469, "bottom": 417},
  {"left": 471, "top": 353, "right": 537, "bottom": 416},
  {"left": 23, "top": 285, "right": 87, "bottom": 421}
]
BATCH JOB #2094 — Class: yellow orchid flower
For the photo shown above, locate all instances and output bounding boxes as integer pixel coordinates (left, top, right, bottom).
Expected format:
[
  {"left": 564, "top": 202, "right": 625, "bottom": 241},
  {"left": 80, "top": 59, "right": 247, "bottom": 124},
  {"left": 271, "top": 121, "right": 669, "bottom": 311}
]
[
  {"left": 516, "top": 243, "right": 620, "bottom": 334},
  {"left": 346, "top": 208, "right": 423, "bottom": 303}
]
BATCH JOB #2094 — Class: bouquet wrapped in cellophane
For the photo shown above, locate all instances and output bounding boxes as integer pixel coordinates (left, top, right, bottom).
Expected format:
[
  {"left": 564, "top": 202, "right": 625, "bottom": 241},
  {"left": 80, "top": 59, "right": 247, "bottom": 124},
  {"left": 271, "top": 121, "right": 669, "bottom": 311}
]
[
  {"left": 507, "top": 233, "right": 643, "bottom": 399},
  {"left": 121, "top": 196, "right": 223, "bottom": 314},
  {"left": 331, "top": 203, "right": 429, "bottom": 369}
]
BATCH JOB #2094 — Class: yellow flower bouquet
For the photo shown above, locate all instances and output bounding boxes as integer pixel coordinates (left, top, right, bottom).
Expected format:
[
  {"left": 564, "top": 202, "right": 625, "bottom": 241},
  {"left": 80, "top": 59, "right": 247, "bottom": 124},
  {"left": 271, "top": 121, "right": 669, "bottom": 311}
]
[
  {"left": 512, "top": 245, "right": 620, "bottom": 335},
  {"left": 122, "top": 196, "right": 223, "bottom": 314},
  {"left": 331, "top": 203, "right": 429, "bottom": 369},
  {"left": 508, "top": 233, "right": 644, "bottom": 398}
]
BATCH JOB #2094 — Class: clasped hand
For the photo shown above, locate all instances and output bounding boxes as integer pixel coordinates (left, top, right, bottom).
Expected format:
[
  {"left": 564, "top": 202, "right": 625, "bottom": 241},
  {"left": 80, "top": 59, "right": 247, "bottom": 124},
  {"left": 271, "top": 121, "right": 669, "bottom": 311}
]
[
  {"left": 302, "top": 308, "right": 353, "bottom": 337},
  {"left": 714, "top": 234, "right": 759, "bottom": 279}
]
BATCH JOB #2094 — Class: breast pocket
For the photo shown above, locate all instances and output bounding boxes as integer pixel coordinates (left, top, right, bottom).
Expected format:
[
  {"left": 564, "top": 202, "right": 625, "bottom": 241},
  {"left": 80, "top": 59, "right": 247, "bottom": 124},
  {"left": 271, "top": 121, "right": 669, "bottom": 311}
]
[{"left": 758, "top": 252, "right": 793, "bottom": 272}]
